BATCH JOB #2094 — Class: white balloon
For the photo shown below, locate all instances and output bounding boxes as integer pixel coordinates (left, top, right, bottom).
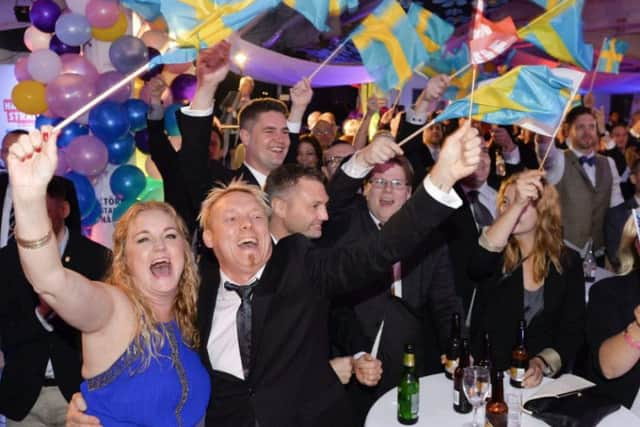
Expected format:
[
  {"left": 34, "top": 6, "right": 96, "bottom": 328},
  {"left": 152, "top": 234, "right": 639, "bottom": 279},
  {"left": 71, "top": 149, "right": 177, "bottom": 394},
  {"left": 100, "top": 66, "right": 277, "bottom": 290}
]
[
  {"left": 23, "top": 26, "right": 52, "bottom": 52},
  {"left": 65, "top": 0, "right": 91, "bottom": 14},
  {"left": 27, "top": 49, "right": 63, "bottom": 83}
]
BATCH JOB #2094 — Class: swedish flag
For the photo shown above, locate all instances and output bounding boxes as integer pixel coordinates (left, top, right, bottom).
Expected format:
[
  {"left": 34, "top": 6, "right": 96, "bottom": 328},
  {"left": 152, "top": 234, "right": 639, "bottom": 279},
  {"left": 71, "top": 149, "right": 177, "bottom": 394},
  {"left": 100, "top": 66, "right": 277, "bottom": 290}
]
[
  {"left": 596, "top": 37, "right": 629, "bottom": 74},
  {"left": 329, "top": 0, "right": 358, "bottom": 15},
  {"left": 421, "top": 44, "right": 473, "bottom": 100},
  {"left": 351, "top": 0, "right": 429, "bottom": 92},
  {"left": 517, "top": 0, "right": 593, "bottom": 70},
  {"left": 283, "top": 0, "right": 330, "bottom": 32},
  {"left": 435, "top": 66, "right": 585, "bottom": 136},
  {"left": 407, "top": 3, "right": 454, "bottom": 56},
  {"left": 121, "top": 0, "right": 161, "bottom": 21}
]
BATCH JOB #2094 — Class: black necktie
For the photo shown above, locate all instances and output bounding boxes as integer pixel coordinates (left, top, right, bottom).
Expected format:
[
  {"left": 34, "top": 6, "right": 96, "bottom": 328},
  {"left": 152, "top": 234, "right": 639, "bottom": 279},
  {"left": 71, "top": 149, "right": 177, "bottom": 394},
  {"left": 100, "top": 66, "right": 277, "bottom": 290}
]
[
  {"left": 467, "top": 190, "right": 493, "bottom": 229},
  {"left": 579, "top": 155, "right": 595, "bottom": 167},
  {"left": 7, "top": 205, "right": 15, "bottom": 243},
  {"left": 224, "top": 280, "right": 259, "bottom": 379}
]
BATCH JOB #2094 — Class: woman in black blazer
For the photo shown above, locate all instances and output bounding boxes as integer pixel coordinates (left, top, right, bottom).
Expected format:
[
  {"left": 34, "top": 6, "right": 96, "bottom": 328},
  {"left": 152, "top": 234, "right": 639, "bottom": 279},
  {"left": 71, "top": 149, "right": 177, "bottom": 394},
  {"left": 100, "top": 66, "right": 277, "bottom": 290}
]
[
  {"left": 469, "top": 170, "right": 585, "bottom": 387},
  {"left": 587, "top": 215, "right": 640, "bottom": 410}
]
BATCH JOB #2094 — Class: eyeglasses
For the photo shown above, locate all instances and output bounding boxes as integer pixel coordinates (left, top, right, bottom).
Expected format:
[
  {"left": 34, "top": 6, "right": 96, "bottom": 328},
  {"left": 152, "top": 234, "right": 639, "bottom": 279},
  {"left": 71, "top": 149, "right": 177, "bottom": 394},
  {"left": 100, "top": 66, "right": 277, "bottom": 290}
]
[
  {"left": 314, "top": 129, "right": 334, "bottom": 136},
  {"left": 368, "top": 178, "right": 408, "bottom": 189}
]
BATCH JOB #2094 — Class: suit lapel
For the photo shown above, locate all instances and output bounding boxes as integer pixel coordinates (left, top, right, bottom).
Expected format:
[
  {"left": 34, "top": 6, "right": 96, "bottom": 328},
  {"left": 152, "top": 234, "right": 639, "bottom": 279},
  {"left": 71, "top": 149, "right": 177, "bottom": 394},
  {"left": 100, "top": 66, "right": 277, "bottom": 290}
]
[
  {"left": 234, "top": 165, "right": 260, "bottom": 187},
  {"left": 197, "top": 255, "right": 221, "bottom": 370}
]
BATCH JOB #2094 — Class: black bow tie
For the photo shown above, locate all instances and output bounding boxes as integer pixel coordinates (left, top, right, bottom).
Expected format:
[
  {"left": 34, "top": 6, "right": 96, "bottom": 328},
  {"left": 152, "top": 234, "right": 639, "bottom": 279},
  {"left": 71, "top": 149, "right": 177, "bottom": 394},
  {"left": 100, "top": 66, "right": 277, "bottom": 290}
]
[{"left": 578, "top": 155, "right": 595, "bottom": 167}]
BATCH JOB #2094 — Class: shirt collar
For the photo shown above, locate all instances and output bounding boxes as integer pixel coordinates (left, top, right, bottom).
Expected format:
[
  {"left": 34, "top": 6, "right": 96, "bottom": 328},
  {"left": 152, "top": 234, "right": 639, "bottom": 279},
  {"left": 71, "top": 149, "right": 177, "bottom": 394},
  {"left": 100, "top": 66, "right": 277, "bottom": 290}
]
[
  {"left": 368, "top": 211, "right": 383, "bottom": 229},
  {"left": 219, "top": 265, "right": 265, "bottom": 294},
  {"left": 58, "top": 226, "right": 69, "bottom": 255},
  {"left": 243, "top": 162, "right": 267, "bottom": 188},
  {"left": 569, "top": 145, "right": 594, "bottom": 161}
]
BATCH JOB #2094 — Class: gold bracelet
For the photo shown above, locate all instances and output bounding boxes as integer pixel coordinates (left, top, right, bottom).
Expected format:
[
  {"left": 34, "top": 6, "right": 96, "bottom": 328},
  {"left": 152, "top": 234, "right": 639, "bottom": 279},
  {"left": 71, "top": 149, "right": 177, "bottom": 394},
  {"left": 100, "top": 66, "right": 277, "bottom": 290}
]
[{"left": 15, "top": 229, "right": 53, "bottom": 250}]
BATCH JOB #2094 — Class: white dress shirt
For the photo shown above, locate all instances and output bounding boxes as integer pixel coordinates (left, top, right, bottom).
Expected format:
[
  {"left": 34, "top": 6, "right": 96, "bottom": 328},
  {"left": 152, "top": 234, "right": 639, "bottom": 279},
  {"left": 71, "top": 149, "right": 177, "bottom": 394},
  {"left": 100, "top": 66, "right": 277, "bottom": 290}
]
[
  {"left": 0, "top": 180, "right": 12, "bottom": 248},
  {"left": 460, "top": 182, "right": 497, "bottom": 230}
]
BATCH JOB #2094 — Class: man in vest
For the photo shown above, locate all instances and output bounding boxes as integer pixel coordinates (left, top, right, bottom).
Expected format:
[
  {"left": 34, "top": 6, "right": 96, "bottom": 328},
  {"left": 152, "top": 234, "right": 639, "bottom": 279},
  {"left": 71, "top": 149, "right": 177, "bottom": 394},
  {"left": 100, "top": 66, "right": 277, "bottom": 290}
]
[{"left": 539, "top": 106, "right": 623, "bottom": 265}]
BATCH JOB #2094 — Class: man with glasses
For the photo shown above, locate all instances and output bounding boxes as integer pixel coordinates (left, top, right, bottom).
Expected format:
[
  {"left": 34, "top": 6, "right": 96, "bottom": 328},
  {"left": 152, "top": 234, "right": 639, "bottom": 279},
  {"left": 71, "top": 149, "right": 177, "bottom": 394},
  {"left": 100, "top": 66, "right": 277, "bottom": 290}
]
[{"left": 322, "top": 142, "right": 355, "bottom": 181}]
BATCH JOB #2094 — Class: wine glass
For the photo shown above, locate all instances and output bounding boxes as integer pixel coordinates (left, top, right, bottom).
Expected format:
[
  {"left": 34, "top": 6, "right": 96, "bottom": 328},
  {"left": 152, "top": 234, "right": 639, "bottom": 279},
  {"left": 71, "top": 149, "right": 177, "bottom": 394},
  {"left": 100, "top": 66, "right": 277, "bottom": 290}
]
[{"left": 462, "top": 366, "right": 491, "bottom": 427}]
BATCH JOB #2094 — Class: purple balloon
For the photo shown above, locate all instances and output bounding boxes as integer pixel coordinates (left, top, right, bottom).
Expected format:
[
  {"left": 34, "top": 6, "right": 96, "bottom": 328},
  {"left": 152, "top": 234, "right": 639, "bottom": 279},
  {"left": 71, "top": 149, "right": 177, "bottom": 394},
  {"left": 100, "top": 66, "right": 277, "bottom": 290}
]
[
  {"left": 46, "top": 73, "right": 96, "bottom": 118},
  {"left": 141, "top": 47, "right": 163, "bottom": 81},
  {"left": 66, "top": 135, "right": 109, "bottom": 176},
  {"left": 55, "top": 13, "right": 91, "bottom": 47},
  {"left": 134, "top": 128, "right": 150, "bottom": 154},
  {"left": 49, "top": 35, "right": 80, "bottom": 55},
  {"left": 54, "top": 148, "right": 70, "bottom": 176},
  {"left": 60, "top": 53, "right": 99, "bottom": 84},
  {"left": 170, "top": 74, "right": 197, "bottom": 104},
  {"left": 95, "top": 70, "right": 131, "bottom": 103},
  {"left": 86, "top": 0, "right": 121, "bottom": 28},
  {"left": 14, "top": 56, "right": 31, "bottom": 81},
  {"left": 30, "top": 0, "right": 62, "bottom": 33},
  {"left": 109, "top": 36, "right": 149, "bottom": 74}
]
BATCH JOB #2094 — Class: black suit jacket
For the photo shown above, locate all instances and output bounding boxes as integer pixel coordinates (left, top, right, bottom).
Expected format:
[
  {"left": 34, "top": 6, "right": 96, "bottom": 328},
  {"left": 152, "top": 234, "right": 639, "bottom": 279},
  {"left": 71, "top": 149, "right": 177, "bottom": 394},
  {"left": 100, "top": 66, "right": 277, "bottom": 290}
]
[
  {"left": 395, "top": 116, "right": 435, "bottom": 189},
  {"left": 605, "top": 197, "right": 638, "bottom": 267},
  {"left": 0, "top": 232, "right": 110, "bottom": 420},
  {"left": 198, "top": 183, "right": 456, "bottom": 427}
]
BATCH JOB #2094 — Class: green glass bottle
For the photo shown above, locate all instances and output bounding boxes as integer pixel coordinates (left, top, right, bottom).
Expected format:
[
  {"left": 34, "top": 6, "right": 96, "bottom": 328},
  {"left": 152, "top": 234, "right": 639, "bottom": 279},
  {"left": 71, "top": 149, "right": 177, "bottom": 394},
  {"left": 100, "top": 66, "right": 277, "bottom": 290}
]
[{"left": 397, "top": 343, "right": 419, "bottom": 425}]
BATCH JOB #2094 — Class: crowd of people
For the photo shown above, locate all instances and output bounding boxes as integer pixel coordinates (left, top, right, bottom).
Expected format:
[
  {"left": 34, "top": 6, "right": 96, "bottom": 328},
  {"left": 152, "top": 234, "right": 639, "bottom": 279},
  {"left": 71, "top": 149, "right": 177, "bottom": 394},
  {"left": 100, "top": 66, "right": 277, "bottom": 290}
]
[{"left": 2, "top": 40, "right": 640, "bottom": 426}]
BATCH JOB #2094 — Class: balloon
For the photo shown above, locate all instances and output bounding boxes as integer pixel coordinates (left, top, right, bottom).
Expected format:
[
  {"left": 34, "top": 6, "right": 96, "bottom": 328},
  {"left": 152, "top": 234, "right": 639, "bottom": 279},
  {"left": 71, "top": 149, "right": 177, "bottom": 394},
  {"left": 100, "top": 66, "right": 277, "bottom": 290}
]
[
  {"left": 110, "top": 165, "right": 146, "bottom": 200},
  {"left": 137, "top": 177, "right": 164, "bottom": 201},
  {"left": 30, "top": 0, "right": 62, "bottom": 33},
  {"left": 141, "top": 47, "right": 163, "bottom": 81},
  {"left": 27, "top": 49, "right": 62, "bottom": 83},
  {"left": 95, "top": 71, "right": 131, "bottom": 103},
  {"left": 60, "top": 53, "right": 99, "bottom": 84},
  {"left": 134, "top": 128, "right": 150, "bottom": 154},
  {"left": 23, "top": 26, "right": 52, "bottom": 51},
  {"left": 109, "top": 36, "right": 149, "bottom": 74},
  {"left": 54, "top": 148, "right": 70, "bottom": 176},
  {"left": 55, "top": 13, "right": 92, "bottom": 46},
  {"left": 86, "top": 0, "right": 120, "bottom": 28},
  {"left": 92, "top": 12, "right": 127, "bottom": 41},
  {"left": 64, "top": 171, "right": 97, "bottom": 217},
  {"left": 57, "top": 122, "right": 89, "bottom": 148},
  {"left": 81, "top": 200, "right": 102, "bottom": 226},
  {"left": 106, "top": 134, "right": 135, "bottom": 164},
  {"left": 49, "top": 35, "right": 81, "bottom": 55},
  {"left": 133, "top": 78, "right": 144, "bottom": 98},
  {"left": 124, "top": 99, "right": 148, "bottom": 132},
  {"left": 170, "top": 74, "right": 197, "bottom": 104},
  {"left": 14, "top": 56, "right": 32, "bottom": 82},
  {"left": 46, "top": 74, "right": 95, "bottom": 118},
  {"left": 66, "top": 134, "right": 109, "bottom": 176},
  {"left": 35, "top": 115, "right": 61, "bottom": 129},
  {"left": 112, "top": 198, "right": 135, "bottom": 221},
  {"left": 140, "top": 30, "right": 168, "bottom": 50},
  {"left": 163, "top": 104, "right": 181, "bottom": 136},
  {"left": 12, "top": 80, "right": 48, "bottom": 114},
  {"left": 88, "top": 100, "right": 130, "bottom": 142},
  {"left": 164, "top": 62, "right": 192, "bottom": 74},
  {"left": 66, "top": 0, "right": 90, "bottom": 14}
]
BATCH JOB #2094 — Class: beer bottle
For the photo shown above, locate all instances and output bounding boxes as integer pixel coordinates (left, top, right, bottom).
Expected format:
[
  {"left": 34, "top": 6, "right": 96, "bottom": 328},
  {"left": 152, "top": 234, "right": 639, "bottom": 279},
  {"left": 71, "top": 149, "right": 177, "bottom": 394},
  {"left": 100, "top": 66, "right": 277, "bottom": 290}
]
[
  {"left": 509, "top": 320, "right": 529, "bottom": 388},
  {"left": 397, "top": 344, "right": 419, "bottom": 425},
  {"left": 485, "top": 369, "right": 508, "bottom": 427},
  {"left": 444, "top": 313, "right": 461, "bottom": 380},
  {"left": 453, "top": 338, "right": 472, "bottom": 413},
  {"left": 477, "top": 332, "right": 493, "bottom": 372}
]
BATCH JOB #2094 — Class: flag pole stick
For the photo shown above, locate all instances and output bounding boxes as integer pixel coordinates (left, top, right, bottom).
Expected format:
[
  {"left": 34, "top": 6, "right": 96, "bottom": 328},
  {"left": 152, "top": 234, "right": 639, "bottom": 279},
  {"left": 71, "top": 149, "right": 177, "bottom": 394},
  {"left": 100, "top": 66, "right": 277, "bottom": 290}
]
[
  {"left": 390, "top": 88, "right": 402, "bottom": 110},
  {"left": 467, "top": 64, "right": 478, "bottom": 122},
  {"left": 397, "top": 119, "right": 436, "bottom": 147},
  {"left": 308, "top": 38, "right": 350, "bottom": 82},
  {"left": 588, "top": 37, "right": 605, "bottom": 93},
  {"left": 414, "top": 63, "right": 471, "bottom": 82}
]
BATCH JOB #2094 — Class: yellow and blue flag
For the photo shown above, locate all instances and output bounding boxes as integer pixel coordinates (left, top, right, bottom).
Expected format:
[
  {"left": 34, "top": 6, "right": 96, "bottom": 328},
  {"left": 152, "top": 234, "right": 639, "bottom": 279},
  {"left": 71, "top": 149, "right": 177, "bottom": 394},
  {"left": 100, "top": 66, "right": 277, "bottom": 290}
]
[
  {"left": 121, "top": 0, "right": 161, "bottom": 21},
  {"left": 283, "top": 0, "right": 330, "bottom": 32},
  {"left": 517, "top": 0, "right": 593, "bottom": 70},
  {"left": 407, "top": 3, "right": 454, "bottom": 56},
  {"left": 350, "top": 0, "right": 429, "bottom": 92},
  {"left": 529, "top": 0, "right": 563, "bottom": 9},
  {"left": 329, "top": 0, "right": 358, "bottom": 16},
  {"left": 421, "top": 44, "right": 475, "bottom": 100},
  {"left": 435, "top": 66, "right": 585, "bottom": 136},
  {"left": 596, "top": 37, "right": 629, "bottom": 74}
]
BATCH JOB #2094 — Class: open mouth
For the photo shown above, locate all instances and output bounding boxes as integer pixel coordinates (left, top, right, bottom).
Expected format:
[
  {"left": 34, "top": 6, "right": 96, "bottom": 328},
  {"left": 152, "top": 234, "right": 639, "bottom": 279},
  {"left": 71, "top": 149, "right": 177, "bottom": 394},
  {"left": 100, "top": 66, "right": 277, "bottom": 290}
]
[
  {"left": 150, "top": 259, "right": 172, "bottom": 278},
  {"left": 238, "top": 237, "right": 258, "bottom": 249},
  {"left": 379, "top": 198, "right": 395, "bottom": 207}
]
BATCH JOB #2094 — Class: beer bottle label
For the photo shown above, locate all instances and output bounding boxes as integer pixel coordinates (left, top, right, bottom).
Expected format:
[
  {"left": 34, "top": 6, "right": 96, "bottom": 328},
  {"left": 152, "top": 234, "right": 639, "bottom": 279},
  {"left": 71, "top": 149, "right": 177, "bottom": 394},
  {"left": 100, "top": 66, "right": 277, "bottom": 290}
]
[
  {"left": 485, "top": 413, "right": 508, "bottom": 427},
  {"left": 445, "top": 358, "right": 459, "bottom": 375},
  {"left": 411, "top": 394, "right": 419, "bottom": 417},
  {"left": 510, "top": 367, "right": 525, "bottom": 382},
  {"left": 453, "top": 389, "right": 459, "bottom": 405}
]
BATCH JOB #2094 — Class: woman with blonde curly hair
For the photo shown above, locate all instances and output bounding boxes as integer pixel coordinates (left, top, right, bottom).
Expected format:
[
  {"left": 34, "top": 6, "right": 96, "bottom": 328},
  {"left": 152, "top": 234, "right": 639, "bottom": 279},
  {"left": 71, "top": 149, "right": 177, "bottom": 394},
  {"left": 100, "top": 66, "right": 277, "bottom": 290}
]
[
  {"left": 469, "top": 170, "right": 585, "bottom": 387},
  {"left": 6, "top": 128, "right": 209, "bottom": 426}
]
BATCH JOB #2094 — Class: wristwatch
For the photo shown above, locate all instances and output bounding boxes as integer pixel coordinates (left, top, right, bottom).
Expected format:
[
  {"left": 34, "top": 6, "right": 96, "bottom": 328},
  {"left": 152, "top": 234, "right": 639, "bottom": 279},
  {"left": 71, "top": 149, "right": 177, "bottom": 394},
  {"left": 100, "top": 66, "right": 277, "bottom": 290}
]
[{"left": 535, "top": 355, "right": 553, "bottom": 377}]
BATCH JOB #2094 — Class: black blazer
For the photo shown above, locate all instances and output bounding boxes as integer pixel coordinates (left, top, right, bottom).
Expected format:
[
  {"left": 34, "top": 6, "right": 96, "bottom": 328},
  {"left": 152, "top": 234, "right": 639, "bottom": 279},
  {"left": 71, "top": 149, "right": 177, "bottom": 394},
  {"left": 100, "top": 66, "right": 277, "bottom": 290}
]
[
  {"left": 587, "top": 270, "right": 640, "bottom": 408},
  {"left": 468, "top": 245, "right": 585, "bottom": 371},
  {"left": 394, "top": 115, "right": 435, "bottom": 189},
  {"left": 197, "top": 184, "right": 456, "bottom": 427},
  {"left": 0, "top": 233, "right": 111, "bottom": 420}
]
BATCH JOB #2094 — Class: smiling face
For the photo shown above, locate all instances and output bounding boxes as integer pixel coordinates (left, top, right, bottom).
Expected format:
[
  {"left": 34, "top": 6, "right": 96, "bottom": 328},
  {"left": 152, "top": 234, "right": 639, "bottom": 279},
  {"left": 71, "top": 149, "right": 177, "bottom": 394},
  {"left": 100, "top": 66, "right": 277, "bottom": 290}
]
[
  {"left": 125, "top": 209, "right": 186, "bottom": 301},
  {"left": 364, "top": 163, "right": 411, "bottom": 224},
  {"left": 241, "top": 110, "right": 290, "bottom": 175},
  {"left": 203, "top": 190, "right": 272, "bottom": 282}
]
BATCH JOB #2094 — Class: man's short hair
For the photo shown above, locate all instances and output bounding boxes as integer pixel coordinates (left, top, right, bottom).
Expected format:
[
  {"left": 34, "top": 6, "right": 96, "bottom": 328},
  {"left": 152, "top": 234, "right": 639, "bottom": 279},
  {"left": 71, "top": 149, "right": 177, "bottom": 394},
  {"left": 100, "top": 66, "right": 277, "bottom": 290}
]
[
  {"left": 565, "top": 106, "right": 595, "bottom": 128},
  {"left": 238, "top": 98, "right": 289, "bottom": 131},
  {"left": 367, "top": 156, "right": 414, "bottom": 186},
  {"left": 264, "top": 163, "right": 325, "bottom": 199},
  {"left": 46, "top": 176, "right": 71, "bottom": 203},
  {"left": 198, "top": 179, "right": 271, "bottom": 230}
]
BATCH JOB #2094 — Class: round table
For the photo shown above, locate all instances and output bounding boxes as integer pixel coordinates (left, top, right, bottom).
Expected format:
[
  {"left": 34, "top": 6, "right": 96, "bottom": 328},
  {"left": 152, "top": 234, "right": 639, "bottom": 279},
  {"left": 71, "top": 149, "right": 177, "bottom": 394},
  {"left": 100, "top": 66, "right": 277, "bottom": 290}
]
[{"left": 365, "top": 373, "right": 640, "bottom": 426}]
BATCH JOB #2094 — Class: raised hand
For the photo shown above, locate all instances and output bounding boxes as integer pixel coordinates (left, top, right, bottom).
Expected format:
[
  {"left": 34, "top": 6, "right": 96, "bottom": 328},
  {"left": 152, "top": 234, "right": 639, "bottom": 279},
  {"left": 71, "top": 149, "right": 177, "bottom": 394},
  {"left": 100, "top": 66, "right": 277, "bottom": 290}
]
[
  {"left": 7, "top": 128, "right": 57, "bottom": 196},
  {"left": 492, "top": 127, "right": 516, "bottom": 152},
  {"left": 290, "top": 78, "right": 313, "bottom": 108},
  {"left": 195, "top": 41, "right": 230, "bottom": 90},
  {"left": 148, "top": 76, "right": 167, "bottom": 104},
  {"left": 430, "top": 123, "right": 482, "bottom": 191},
  {"left": 424, "top": 74, "right": 450, "bottom": 103},
  {"left": 355, "top": 131, "right": 404, "bottom": 168},
  {"left": 366, "top": 95, "right": 380, "bottom": 115},
  {"left": 512, "top": 170, "right": 545, "bottom": 208}
]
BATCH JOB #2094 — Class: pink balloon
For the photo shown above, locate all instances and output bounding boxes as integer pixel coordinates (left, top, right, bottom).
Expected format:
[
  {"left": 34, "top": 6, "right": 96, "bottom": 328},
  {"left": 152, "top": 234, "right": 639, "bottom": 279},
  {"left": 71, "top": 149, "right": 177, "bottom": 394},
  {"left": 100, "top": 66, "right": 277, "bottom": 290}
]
[
  {"left": 46, "top": 74, "right": 96, "bottom": 118},
  {"left": 60, "top": 53, "right": 99, "bottom": 84},
  {"left": 66, "top": 0, "right": 91, "bottom": 14},
  {"left": 95, "top": 70, "right": 131, "bottom": 103},
  {"left": 23, "top": 26, "right": 52, "bottom": 51},
  {"left": 28, "top": 49, "right": 62, "bottom": 83},
  {"left": 55, "top": 149, "right": 70, "bottom": 176},
  {"left": 14, "top": 56, "right": 32, "bottom": 81},
  {"left": 86, "top": 0, "right": 120, "bottom": 28},
  {"left": 66, "top": 134, "right": 109, "bottom": 176},
  {"left": 164, "top": 62, "right": 191, "bottom": 74}
]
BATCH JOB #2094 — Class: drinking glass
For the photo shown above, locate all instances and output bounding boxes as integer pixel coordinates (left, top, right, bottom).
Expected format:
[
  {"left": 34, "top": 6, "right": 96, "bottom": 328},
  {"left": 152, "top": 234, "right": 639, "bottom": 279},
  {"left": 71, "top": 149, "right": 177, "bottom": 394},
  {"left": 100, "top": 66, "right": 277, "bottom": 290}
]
[{"left": 462, "top": 366, "right": 491, "bottom": 427}]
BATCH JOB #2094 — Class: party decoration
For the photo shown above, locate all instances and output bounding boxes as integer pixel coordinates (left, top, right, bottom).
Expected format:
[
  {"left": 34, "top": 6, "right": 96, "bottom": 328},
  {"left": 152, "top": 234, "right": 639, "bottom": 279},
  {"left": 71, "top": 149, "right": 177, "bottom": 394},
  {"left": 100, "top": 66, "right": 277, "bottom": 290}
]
[
  {"left": 141, "top": 47, "right": 163, "bottom": 81},
  {"left": 169, "top": 74, "right": 197, "bottom": 104},
  {"left": 35, "top": 115, "right": 61, "bottom": 129},
  {"left": 54, "top": 149, "right": 70, "bottom": 176},
  {"left": 55, "top": 13, "right": 92, "bottom": 46},
  {"left": 86, "top": 0, "right": 121, "bottom": 28},
  {"left": 106, "top": 134, "right": 135, "bottom": 164},
  {"left": 137, "top": 177, "right": 164, "bottom": 202},
  {"left": 24, "top": 26, "right": 52, "bottom": 51},
  {"left": 60, "top": 53, "right": 99, "bottom": 84},
  {"left": 67, "top": 134, "right": 109, "bottom": 176},
  {"left": 163, "top": 104, "right": 181, "bottom": 136},
  {"left": 46, "top": 73, "right": 95, "bottom": 118},
  {"left": 134, "top": 128, "right": 150, "bottom": 154},
  {"left": 64, "top": 171, "right": 97, "bottom": 218},
  {"left": 14, "top": 57, "right": 32, "bottom": 82},
  {"left": 88, "top": 101, "right": 131, "bottom": 142},
  {"left": 30, "top": 0, "right": 62, "bottom": 33},
  {"left": 95, "top": 71, "right": 131, "bottom": 103},
  {"left": 112, "top": 198, "right": 135, "bottom": 221},
  {"left": 110, "top": 165, "right": 146, "bottom": 200},
  {"left": 27, "top": 49, "right": 62, "bottom": 84},
  {"left": 49, "top": 35, "right": 81, "bottom": 55},
  {"left": 66, "top": 0, "right": 90, "bottom": 14},
  {"left": 109, "top": 35, "right": 149, "bottom": 74},
  {"left": 124, "top": 99, "right": 149, "bottom": 132},
  {"left": 81, "top": 201, "right": 102, "bottom": 226},
  {"left": 92, "top": 11, "right": 128, "bottom": 41},
  {"left": 57, "top": 122, "right": 89, "bottom": 148},
  {"left": 11, "top": 80, "right": 48, "bottom": 115}
]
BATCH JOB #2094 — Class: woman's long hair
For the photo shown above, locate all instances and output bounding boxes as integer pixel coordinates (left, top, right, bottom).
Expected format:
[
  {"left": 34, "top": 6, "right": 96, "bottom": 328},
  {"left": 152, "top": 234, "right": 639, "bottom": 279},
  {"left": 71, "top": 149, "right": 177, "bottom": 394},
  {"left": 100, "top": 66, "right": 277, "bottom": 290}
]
[
  {"left": 617, "top": 215, "right": 640, "bottom": 275},
  {"left": 105, "top": 201, "right": 200, "bottom": 367},
  {"left": 498, "top": 173, "right": 564, "bottom": 283}
]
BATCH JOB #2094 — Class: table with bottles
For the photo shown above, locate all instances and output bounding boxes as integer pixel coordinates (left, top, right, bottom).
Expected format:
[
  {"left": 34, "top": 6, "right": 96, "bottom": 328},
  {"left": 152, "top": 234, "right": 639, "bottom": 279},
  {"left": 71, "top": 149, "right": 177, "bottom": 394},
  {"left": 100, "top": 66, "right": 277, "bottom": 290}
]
[{"left": 365, "top": 373, "right": 640, "bottom": 426}]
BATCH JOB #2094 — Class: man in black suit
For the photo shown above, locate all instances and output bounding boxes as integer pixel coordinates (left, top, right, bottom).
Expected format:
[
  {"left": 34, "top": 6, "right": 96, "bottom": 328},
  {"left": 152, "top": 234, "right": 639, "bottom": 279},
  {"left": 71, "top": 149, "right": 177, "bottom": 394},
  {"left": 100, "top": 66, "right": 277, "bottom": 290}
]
[{"left": 0, "top": 176, "right": 110, "bottom": 426}]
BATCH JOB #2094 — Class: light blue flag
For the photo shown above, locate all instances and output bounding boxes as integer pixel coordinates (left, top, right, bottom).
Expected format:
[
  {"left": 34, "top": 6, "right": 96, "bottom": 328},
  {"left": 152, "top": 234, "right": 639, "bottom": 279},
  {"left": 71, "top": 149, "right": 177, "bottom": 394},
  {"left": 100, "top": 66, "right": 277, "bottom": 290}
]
[
  {"left": 407, "top": 3, "right": 454, "bottom": 56},
  {"left": 596, "top": 37, "right": 629, "bottom": 74},
  {"left": 283, "top": 0, "right": 331, "bottom": 32},
  {"left": 121, "top": 0, "right": 161, "bottom": 21}
]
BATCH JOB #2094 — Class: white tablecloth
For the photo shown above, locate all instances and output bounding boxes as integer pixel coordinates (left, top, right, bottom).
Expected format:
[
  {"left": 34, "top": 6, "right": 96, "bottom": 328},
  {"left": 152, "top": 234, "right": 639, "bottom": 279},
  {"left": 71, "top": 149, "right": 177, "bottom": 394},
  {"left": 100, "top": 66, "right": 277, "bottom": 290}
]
[{"left": 365, "top": 373, "right": 639, "bottom": 427}]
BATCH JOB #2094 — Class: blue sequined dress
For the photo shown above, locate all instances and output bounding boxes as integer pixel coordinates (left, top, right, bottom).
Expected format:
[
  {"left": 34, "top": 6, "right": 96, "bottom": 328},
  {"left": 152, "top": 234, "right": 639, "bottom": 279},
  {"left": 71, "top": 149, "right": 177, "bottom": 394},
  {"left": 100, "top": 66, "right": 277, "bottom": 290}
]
[{"left": 80, "top": 321, "right": 210, "bottom": 426}]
